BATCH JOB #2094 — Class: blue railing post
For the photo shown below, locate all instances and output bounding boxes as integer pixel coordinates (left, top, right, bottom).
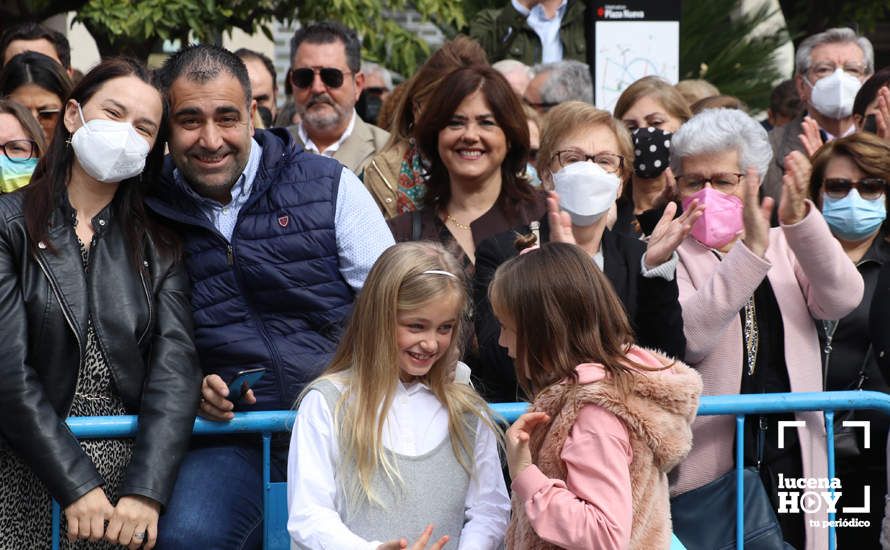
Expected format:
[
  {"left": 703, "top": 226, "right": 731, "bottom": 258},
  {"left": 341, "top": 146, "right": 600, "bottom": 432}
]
[
  {"left": 825, "top": 410, "right": 836, "bottom": 550},
  {"left": 736, "top": 415, "right": 745, "bottom": 549},
  {"left": 262, "top": 431, "right": 272, "bottom": 550},
  {"left": 51, "top": 499, "right": 60, "bottom": 550}
]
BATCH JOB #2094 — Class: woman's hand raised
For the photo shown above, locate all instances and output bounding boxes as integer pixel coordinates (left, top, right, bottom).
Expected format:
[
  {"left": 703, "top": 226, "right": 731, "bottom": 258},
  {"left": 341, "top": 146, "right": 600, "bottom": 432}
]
[
  {"left": 378, "top": 525, "right": 450, "bottom": 550},
  {"left": 777, "top": 151, "right": 811, "bottom": 226},
  {"left": 64, "top": 486, "right": 114, "bottom": 543},
  {"left": 546, "top": 191, "right": 575, "bottom": 244},
  {"left": 643, "top": 199, "right": 704, "bottom": 268},
  {"left": 740, "top": 168, "right": 773, "bottom": 258}
]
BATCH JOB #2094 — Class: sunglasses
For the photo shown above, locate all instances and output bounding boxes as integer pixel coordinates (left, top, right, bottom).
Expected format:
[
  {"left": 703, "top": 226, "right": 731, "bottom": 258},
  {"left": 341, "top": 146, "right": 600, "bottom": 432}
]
[
  {"left": 290, "top": 67, "right": 352, "bottom": 89},
  {"left": 823, "top": 177, "right": 888, "bottom": 200}
]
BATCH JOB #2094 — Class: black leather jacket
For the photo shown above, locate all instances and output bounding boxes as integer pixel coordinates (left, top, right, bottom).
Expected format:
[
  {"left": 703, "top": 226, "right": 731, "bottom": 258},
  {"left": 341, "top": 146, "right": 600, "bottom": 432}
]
[{"left": 0, "top": 192, "right": 202, "bottom": 508}]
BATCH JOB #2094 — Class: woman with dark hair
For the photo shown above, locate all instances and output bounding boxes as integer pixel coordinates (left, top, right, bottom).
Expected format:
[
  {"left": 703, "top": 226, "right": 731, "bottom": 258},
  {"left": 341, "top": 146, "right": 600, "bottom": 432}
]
[
  {"left": 807, "top": 133, "right": 890, "bottom": 545},
  {"left": 0, "top": 50, "right": 72, "bottom": 144},
  {"left": 0, "top": 57, "right": 201, "bottom": 549},
  {"left": 365, "top": 36, "right": 488, "bottom": 218},
  {"left": 388, "top": 64, "right": 544, "bottom": 273},
  {"left": 0, "top": 98, "right": 45, "bottom": 192}
]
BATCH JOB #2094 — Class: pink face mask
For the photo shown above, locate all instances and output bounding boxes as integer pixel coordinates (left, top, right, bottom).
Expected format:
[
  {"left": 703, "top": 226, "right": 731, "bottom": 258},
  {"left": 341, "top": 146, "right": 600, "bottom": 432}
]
[{"left": 682, "top": 187, "right": 744, "bottom": 249}]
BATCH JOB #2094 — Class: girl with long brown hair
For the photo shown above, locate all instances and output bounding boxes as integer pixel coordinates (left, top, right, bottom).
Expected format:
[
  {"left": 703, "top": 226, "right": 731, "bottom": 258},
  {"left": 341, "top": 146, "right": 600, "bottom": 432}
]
[
  {"left": 287, "top": 241, "right": 509, "bottom": 549},
  {"left": 490, "top": 242, "right": 701, "bottom": 549}
]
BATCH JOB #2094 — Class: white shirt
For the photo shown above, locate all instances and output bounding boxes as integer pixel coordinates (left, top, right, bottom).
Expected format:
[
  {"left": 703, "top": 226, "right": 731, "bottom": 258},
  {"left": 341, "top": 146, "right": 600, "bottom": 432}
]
[
  {"left": 287, "top": 377, "right": 510, "bottom": 549},
  {"left": 298, "top": 110, "right": 358, "bottom": 156},
  {"left": 511, "top": 0, "right": 568, "bottom": 63}
]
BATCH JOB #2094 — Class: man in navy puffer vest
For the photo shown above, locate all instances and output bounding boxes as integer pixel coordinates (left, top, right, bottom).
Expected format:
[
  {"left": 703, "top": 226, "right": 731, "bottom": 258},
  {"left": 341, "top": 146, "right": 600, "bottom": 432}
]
[{"left": 147, "top": 44, "right": 393, "bottom": 548}]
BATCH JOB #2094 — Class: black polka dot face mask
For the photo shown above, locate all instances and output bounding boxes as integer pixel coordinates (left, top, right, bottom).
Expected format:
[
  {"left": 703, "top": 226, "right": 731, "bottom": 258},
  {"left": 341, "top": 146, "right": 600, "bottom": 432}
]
[{"left": 632, "top": 127, "right": 672, "bottom": 179}]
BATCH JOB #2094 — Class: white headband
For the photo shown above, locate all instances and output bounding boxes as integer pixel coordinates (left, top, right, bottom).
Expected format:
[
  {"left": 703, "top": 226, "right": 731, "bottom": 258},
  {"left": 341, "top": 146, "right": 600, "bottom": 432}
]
[{"left": 423, "top": 269, "right": 459, "bottom": 279}]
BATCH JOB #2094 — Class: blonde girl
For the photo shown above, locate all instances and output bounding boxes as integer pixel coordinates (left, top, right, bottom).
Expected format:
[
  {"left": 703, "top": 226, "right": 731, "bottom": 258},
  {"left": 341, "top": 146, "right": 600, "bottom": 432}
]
[
  {"left": 287, "top": 242, "right": 510, "bottom": 549},
  {"left": 490, "top": 242, "right": 701, "bottom": 549}
]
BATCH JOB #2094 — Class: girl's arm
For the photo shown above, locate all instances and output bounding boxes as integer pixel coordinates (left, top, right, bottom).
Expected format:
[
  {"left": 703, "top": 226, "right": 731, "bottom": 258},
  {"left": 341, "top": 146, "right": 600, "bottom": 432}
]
[
  {"left": 510, "top": 405, "right": 633, "bottom": 550},
  {"left": 287, "top": 389, "right": 383, "bottom": 550},
  {"left": 457, "top": 417, "right": 511, "bottom": 549}
]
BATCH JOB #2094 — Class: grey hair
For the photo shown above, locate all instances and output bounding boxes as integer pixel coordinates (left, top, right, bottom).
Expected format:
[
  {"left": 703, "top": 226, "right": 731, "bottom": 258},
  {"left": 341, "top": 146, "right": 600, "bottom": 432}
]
[
  {"left": 533, "top": 60, "right": 593, "bottom": 104},
  {"left": 361, "top": 61, "right": 393, "bottom": 89},
  {"left": 670, "top": 108, "right": 773, "bottom": 178},
  {"left": 492, "top": 59, "right": 533, "bottom": 80},
  {"left": 795, "top": 27, "right": 874, "bottom": 76}
]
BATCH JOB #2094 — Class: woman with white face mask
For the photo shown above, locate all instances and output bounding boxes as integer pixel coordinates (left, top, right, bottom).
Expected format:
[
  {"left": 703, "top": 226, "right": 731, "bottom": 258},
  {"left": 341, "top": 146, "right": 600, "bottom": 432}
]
[
  {"left": 0, "top": 58, "right": 201, "bottom": 549},
  {"left": 668, "top": 108, "right": 864, "bottom": 550},
  {"left": 807, "top": 132, "right": 890, "bottom": 547},
  {"left": 472, "top": 101, "right": 701, "bottom": 403}
]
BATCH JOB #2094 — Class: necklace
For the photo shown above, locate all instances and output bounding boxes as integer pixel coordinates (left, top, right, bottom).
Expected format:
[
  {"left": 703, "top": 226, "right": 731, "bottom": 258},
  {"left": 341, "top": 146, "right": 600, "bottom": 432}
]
[{"left": 445, "top": 212, "right": 471, "bottom": 230}]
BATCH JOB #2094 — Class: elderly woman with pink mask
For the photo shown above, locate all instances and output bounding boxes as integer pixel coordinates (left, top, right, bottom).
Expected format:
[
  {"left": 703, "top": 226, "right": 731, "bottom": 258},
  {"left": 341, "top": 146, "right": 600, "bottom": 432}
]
[{"left": 668, "top": 108, "right": 863, "bottom": 550}]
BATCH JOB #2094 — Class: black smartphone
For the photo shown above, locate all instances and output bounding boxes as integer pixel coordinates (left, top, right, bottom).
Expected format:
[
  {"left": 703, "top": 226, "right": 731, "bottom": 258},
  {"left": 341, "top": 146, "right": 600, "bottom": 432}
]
[{"left": 226, "top": 367, "right": 266, "bottom": 403}]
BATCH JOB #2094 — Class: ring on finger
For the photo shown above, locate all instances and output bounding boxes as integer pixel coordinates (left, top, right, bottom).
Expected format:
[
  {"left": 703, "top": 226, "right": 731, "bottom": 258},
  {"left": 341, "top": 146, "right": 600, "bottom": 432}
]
[{"left": 133, "top": 531, "right": 145, "bottom": 542}]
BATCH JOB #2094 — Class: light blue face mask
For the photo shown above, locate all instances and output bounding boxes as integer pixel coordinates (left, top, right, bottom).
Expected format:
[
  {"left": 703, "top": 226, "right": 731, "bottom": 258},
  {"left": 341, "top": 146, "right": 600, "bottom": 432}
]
[
  {"left": 525, "top": 162, "right": 541, "bottom": 187},
  {"left": 822, "top": 188, "right": 886, "bottom": 241},
  {"left": 0, "top": 156, "right": 37, "bottom": 193}
]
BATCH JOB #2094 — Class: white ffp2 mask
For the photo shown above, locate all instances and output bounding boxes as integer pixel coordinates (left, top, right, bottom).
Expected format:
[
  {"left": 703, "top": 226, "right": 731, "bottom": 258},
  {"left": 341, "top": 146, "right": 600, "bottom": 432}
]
[
  {"left": 808, "top": 68, "right": 862, "bottom": 119},
  {"left": 553, "top": 161, "right": 620, "bottom": 226},
  {"left": 70, "top": 104, "right": 151, "bottom": 183}
]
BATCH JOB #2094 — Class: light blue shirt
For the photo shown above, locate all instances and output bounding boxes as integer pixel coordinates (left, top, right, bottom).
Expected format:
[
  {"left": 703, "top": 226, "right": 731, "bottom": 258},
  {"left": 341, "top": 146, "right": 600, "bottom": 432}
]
[
  {"left": 511, "top": 0, "right": 568, "bottom": 63},
  {"left": 177, "top": 138, "right": 394, "bottom": 291}
]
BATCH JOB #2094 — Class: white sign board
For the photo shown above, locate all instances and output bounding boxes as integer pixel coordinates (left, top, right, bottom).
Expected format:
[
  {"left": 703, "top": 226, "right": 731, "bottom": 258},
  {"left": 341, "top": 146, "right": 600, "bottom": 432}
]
[{"left": 594, "top": 20, "right": 680, "bottom": 112}]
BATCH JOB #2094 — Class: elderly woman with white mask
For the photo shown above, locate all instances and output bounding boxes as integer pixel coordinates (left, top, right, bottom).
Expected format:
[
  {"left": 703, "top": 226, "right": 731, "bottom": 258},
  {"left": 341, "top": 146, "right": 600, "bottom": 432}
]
[
  {"left": 668, "top": 108, "right": 864, "bottom": 550},
  {"left": 472, "top": 101, "right": 701, "bottom": 403}
]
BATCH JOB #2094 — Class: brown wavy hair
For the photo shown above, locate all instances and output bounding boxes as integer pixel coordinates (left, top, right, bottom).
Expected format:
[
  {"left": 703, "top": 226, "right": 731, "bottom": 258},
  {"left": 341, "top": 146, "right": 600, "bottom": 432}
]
[
  {"left": 490, "top": 242, "right": 665, "bottom": 399},
  {"left": 415, "top": 64, "right": 535, "bottom": 220},
  {"left": 387, "top": 35, "right": 487, "bottom": 144}
]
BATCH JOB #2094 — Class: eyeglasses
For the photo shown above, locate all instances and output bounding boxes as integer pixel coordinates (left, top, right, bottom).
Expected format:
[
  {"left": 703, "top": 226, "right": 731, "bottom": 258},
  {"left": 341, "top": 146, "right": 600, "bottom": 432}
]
[
  {"left": 290, "top": 67, "right": 352, "bottom": 89},
  {"left": 0, "top": 140, "right": 37, "bottom": 162},
  {"left": 675, "top": 172, "right": 745, "bottom": 193},
  {"left": 823, "top": 177, "right": 887, "bottom": 200},
  {"left": 364, "top": 86, "right": 387, "bottom": 96},
  {"left": 808, "top": 61, "right": 868, "bottom": 80},
  {"left": 552, "top": 149, "right": 624, "bottom": 174}
]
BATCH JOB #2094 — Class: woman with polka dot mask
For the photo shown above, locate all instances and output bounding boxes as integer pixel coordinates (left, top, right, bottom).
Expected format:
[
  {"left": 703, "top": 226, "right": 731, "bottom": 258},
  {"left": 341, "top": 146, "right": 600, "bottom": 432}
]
[{"left": 613, "top": 76, "right": 692, "bottom": 236}]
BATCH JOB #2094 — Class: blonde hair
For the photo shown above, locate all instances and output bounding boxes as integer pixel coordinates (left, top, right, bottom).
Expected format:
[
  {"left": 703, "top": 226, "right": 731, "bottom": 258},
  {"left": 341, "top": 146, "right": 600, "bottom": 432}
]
[
  {"left": 613, "top": 75, "right": 693, "bottom": 124},
  {"left": 538, "top": 101, "right": 634, "bottom": 186},
  {"left": 675, "top": 79, "right": 720, "bottom": 107},
  {"left": 307, "top": 242, "right": 499, "bottom": 507}
]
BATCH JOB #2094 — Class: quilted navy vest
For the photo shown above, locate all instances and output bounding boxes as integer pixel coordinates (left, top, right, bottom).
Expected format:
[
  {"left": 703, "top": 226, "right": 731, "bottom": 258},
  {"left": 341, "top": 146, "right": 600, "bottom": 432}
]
[{"left": 147, "top": 128, "right": 354, "bottom": 410}]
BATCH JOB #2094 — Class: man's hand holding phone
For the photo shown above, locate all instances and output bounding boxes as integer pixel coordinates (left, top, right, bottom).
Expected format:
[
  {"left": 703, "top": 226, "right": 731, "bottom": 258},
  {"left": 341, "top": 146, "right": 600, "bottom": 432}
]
[{"left": 198, "top": 373, "right": 258, "bottom": 421}]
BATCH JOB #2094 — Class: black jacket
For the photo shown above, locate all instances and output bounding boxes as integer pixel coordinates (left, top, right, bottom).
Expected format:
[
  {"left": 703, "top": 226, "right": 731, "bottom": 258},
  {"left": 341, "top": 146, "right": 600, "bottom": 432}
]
[
  {"left": 0, "top": 191, "right": 202, "bottom": 508},
  {"left": 472, "top": 218, "right": 686, "bottom": 402}
]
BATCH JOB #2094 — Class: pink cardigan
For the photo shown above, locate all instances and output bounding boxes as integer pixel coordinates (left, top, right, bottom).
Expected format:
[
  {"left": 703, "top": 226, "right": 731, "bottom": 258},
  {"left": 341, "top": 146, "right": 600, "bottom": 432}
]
[
  {"left": 511, "top": 365, "right": 633, "bottom": 549},
  {"left": 670, "top": 203, "right": 863, "bottom": 550}
]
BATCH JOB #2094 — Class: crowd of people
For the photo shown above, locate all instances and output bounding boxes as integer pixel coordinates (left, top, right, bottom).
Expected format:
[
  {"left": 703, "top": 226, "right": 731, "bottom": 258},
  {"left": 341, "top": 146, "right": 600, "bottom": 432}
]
[{"left": 0, "top": 10, "right": 888, "bottom": 550}]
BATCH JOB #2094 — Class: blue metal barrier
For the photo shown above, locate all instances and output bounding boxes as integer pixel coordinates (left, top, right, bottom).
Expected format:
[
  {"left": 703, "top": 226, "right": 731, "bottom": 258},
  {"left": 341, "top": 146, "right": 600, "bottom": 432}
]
[
  {"left": 53, "top": 412, "right": 297, "bottom": 550},
  {"left": 52, "top": 391, "right": 890, "bottom": 549}
]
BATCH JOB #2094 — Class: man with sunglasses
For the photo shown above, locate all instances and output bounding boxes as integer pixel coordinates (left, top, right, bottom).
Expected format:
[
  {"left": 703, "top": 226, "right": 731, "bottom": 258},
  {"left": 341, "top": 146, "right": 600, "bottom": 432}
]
[
  {"left": 286, "top": 21, "right": 389, "bottom": 176},
  {"left": 763, "top": 28, "right": 874, "bottom": 220}
]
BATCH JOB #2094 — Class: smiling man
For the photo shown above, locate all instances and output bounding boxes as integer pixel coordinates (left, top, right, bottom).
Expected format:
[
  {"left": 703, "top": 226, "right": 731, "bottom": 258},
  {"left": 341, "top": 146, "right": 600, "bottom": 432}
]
[
  {"left": 146, "top": 44, "right": 393, "bottom": 548},
  {"left": 286, "top": 21, "right": 389, "bottom": 175}
]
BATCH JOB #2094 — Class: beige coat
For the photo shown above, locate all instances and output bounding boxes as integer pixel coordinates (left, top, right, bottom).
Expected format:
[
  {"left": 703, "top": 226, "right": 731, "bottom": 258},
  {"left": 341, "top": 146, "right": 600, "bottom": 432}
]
[{"left": 287, "top": 115, "right": 389, "bottom": 177}]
